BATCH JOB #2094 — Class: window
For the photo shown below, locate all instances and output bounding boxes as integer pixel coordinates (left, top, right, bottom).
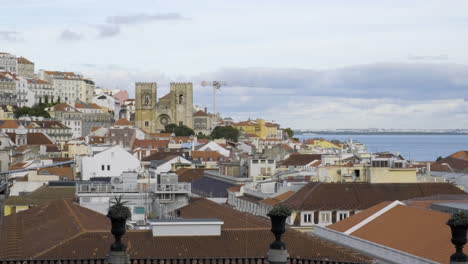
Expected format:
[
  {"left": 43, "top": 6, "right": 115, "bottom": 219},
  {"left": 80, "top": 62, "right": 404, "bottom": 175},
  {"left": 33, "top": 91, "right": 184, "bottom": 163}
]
[
  {"left": 144, "top": 121, "right": 149, "bottom": 127},
  {"left": 101, "top": 165, "right": 105, "bottom": 171},
  {"left": 107, "top": 165, "right": 111, "bottom": 171},
  {"left": 134, "top": 207, "right": 145, "bottom": 214},
  {"left": 252, "top": 160, "right": 259, "bottom": 164},
  {"left": 337, "top": 211, "right": 350, "bottom": 221},
  {"left": 301, "top": 212, "right": 313, "bottom": 225},
  {"left": 178, "top": 94, "right": 184, "bottom": 104},
  {"left": 319, "top": 211, "right": 332, "bottom": 224},
  {"left": 354, "top": 169, "right": 360, "bottom": 177}
]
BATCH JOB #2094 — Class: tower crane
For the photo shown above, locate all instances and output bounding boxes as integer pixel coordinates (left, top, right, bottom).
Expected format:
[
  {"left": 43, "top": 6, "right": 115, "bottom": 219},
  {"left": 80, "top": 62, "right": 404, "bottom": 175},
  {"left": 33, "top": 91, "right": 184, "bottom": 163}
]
[{"left": 201, "top": 80, "right": 226, "bottom": 127}]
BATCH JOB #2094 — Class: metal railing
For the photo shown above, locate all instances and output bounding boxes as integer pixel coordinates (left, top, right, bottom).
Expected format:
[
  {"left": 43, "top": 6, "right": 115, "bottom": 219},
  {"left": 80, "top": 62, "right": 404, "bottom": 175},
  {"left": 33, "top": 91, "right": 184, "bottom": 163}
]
[
  {"left": 149, "top": 183, "right": 191, "bottom": 193},
  {"left": 76, "top": 183, "right": 191, "bottom": 194},
  {"left": 0, "top": 258, "right": 369, "bottom": 264}
]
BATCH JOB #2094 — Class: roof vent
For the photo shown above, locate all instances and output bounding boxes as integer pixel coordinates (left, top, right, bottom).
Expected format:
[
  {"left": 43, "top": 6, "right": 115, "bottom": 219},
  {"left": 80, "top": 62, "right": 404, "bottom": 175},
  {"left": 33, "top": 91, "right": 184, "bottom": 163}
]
[{"left": 149, "top": 218, "right": 223, "bottom": 237}]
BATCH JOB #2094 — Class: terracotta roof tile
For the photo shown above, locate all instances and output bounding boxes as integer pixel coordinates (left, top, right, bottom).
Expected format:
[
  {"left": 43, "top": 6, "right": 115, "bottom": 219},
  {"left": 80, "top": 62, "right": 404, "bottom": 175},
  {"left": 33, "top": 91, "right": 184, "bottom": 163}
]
[
  {"left": 133, "top": 139, "right": 169, "bottom": 149},
  {"left": 17, "top": 57, "right": 34, "bottom": 64},
  {"left": 192, "top": 150, "right": 224, "bottom": 161},
  {"left": 0, "top": 197, "right": 373, "bottom": 263},
  {"left": 283, "top": 182, "right": 465, "bottom": 211},
  {"left": 281, "top": 154, "right": 321, "bottom": 166},
  {"left": 114, "top": 117, "right": 132, "bottom": 126},
  {"left": 175, "top": 168, "right": 206, "bottom": 182},
  {"left": 348, "top": 204, "right": 452, "bottom": 264},
  {"left": 38, "top": 167, "right": 74, "bottom": 180},
  {"left": 328, "top": 201, "right": 393, "bottom": 232},
  {"left": 193, "top": 110, "right": 209, "bottom": 117},
  {"left": 260, "top": 191, "right": 296, "bottom": 206}
]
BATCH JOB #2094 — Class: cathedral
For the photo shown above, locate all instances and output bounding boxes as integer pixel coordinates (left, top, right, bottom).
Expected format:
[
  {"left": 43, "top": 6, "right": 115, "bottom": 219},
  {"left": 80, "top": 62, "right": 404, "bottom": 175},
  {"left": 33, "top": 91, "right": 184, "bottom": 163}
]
[{"left": 135, "top": 82, "right": 194, "bottom": 133}]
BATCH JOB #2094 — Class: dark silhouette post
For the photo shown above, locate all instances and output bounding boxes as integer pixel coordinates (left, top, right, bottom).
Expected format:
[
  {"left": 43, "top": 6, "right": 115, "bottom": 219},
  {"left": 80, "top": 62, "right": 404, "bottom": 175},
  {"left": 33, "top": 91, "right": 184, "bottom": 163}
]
[
  {"left": 447, "top": 211, "right": 468, "bottom": 264},
  {"left": 107, "top": 196, "right": 131, "bottom": 264},
  {"left": 267, "top": 205, "right": 292, "bottom": 264}
]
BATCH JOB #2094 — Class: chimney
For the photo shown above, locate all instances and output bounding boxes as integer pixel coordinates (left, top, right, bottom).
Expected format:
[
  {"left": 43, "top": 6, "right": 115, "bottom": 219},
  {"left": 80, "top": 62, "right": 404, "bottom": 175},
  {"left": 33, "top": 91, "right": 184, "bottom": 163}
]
[{"left": 204, "top": 107, "right": 207, "bottom": 113}]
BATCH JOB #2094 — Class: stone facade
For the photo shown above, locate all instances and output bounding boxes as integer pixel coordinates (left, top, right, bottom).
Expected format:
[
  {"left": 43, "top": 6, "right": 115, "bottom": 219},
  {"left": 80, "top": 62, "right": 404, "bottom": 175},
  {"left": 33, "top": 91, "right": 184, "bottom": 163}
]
[
  {"left": 0, "top": 52, "right": 17, "bottom": 73},
  {"left": 135, "top": 82, "right": 193, "bottom": 133},
  {"left": 0, "top": 72, "right": 17, "bottom": 105},
  {"left": 17, "top": 57, "right": 35, "bottom": 78}
]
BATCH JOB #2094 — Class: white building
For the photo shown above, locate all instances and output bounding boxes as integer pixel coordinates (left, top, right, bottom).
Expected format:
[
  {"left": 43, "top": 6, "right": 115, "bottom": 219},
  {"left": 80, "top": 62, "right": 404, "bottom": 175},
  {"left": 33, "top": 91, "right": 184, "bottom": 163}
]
[
  {"left": 27, "top": 78, "right": 54, "bottom": 105},
  {"left": 81, "top": 145, "right": 141, "bottom": 180},
  {"left": 76, "top": 171, "right": 191, "bottom": 221},
  {"left": 249, "top": 158, "right": 276, "bottom": 181},
  {"left": 149, "top": 156, "right": 192, "bottom": 178},
  {"left": 196, "top": 141, "right": 230, "bottom": 157},
  {"left": 93, "top": 93, "right": 120, "bottom": 120},
  {"left": 0, "top": 52, "right": 17, "bottom": 73},
  {"left": 39, "top": 70, "right": 92, "bottom": 105}
]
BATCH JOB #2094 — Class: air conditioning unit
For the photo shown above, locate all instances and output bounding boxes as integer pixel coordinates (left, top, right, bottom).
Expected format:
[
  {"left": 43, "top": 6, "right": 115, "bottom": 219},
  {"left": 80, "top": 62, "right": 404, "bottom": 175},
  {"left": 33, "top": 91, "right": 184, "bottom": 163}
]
[{"left": 136, "top": 220, "right": 146, "bottom": 226}]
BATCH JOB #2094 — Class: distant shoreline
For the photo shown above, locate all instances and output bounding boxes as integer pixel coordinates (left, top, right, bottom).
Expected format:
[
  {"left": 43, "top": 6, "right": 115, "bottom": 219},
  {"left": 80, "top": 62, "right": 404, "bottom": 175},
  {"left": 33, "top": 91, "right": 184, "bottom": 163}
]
[{"left": 295, "top": 132, "right": 468, "bottom": 136}]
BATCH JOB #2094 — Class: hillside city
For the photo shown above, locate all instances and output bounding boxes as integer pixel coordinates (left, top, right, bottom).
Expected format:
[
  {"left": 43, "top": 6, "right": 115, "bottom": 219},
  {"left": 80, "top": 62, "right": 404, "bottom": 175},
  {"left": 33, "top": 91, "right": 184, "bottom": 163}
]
[{"left": 1, "top": 51, "right": 468, "bottom": 264}]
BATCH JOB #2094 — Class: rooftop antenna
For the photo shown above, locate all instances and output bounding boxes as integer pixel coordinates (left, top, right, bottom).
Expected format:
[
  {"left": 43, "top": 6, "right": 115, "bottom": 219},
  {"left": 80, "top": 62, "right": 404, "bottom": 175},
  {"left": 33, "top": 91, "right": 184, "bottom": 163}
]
[{"left": 201, "top": 81, "right": 226, "bottom": 128}]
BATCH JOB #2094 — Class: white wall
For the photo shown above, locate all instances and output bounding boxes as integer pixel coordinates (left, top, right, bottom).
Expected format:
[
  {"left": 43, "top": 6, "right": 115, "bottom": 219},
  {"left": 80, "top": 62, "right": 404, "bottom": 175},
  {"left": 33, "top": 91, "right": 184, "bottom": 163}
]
[
  {"left": 198, "top": 141, "right": 230, "bottom": 157},
  {"left": 81, "top": 145, "right": 141, "bottom": 180}
]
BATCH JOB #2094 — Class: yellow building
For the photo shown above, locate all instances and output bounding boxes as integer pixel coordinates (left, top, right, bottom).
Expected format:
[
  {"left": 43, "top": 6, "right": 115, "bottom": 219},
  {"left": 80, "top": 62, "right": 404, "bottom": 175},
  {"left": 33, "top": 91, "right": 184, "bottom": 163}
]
[
  {"left": 0, "top": 105, "right": 15, "bottom": 120},
  {"left": 316, "top": 164, "right": 417, "bottom": 183},
  {"left": 3, "top": 186, "right": 75, "bottom": 216},
  {"left": 233, "top": 119, "right": 268, "bottom": 139},
  {"left": 62, "top": 141, "right": 91, "bottom": 158},
  {"left": 304, "top": 138, "right": 341, "bottom": 149}
]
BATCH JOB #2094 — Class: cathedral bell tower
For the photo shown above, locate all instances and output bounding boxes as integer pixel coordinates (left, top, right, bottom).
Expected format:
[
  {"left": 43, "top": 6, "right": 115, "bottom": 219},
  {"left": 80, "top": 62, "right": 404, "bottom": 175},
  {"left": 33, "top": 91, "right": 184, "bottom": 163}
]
[{"left": 135, "top": 82, "right": 157, "bottom": 133}]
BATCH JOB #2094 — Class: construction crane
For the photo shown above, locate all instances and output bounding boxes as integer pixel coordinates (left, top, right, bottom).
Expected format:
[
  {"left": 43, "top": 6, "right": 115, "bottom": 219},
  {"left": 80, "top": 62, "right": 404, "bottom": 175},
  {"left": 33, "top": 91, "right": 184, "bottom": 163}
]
[{"left": 201, "top": 80, "right": 226, "bottom": 127}]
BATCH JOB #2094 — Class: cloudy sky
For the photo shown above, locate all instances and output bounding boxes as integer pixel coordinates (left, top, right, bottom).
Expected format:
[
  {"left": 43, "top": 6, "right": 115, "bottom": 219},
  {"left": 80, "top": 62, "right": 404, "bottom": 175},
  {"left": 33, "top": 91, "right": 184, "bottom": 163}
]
[{"left": 2, "top": 0, "right": 468, "bottom": 129}]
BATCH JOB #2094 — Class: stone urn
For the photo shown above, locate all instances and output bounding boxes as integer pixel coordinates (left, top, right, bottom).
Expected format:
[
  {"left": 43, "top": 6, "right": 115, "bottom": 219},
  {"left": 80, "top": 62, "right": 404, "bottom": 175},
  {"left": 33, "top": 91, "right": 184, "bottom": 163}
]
[
  {"left": 447, "top": 212, "right": 468, "bottom": 262},
  {"left": 267, "top": 205, "right": 292, "bottom": 250},
  {"left": 107, "top": 196, "right": 132, "bottom": 252}
]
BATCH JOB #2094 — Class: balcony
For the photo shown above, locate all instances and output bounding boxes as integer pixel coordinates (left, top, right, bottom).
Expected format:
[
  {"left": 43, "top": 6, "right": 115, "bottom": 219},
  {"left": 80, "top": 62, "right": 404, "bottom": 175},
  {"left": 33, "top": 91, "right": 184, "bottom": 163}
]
[{"left": 147, "top": 183, "right": 191, "bottom": 194}]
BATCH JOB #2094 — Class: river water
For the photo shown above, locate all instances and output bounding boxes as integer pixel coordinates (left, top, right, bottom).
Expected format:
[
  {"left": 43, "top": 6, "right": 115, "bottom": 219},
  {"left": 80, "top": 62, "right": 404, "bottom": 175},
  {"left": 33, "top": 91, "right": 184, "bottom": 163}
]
[{"left": 295, "top": 134, "right": 468, "bottom": 161}]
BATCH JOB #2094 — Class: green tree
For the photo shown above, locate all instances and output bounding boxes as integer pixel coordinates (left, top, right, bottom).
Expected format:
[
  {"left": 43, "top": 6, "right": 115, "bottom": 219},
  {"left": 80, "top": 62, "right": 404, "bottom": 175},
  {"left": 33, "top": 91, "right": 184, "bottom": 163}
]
[
  {"left": 284, "top": 127, "right": 294, "bottom": 138},
  {"left": 436, "top": 156, "right": 443, "bottom": 162},
  {"left": 210, "top": 126, "right": 240, "bottom": 142},
  {"left": 163, "top": 123, "right": 195, "bottom": 137},
  {"left": 13, "top": 103, "right": 55, "bottom": 119}
]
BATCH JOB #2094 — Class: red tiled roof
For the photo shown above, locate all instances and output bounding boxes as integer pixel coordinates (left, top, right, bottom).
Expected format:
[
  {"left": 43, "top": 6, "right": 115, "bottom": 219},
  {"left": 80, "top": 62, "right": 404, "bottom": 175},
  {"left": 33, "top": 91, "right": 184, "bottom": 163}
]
[
  {"left": 175, "top": 168, "right": 206, "bottom": 182},
  {"left": 193, "top": 110, "right": 209, "bottom": 117},
  {"left": 114, "top": 118, "right": 132, "bottom": 126},
  {"left": 0, "top": 198, "right": 373, "bottom": 263},
  {"left": 328, "top": 201, "right": 393, "bottom": 232},
  {"left": 332, "top": 203, "right": 452, "bottom": 264},
  {"left": 283, "top": 182, "right": 465, "bottom": 211},
  {"left": 17, "top": 57, "right": 33, "bottom": 64},
  {"left": 133, "top": 139, "right": 169, "bottom": 149},
  {"left": 141, "top": 151, "right": 184, "bottom": 161},
  {"left": 49, "top": 103, "right": 79, "bottom": 112},
  {"left": 260, "top": 191, "right": 296, "bottom": 206},
  {"left": 281, "top": 154, "right": 321, "bottom": 166},
  {"left": 38, "top": 167, "right": 74, "bottom": 180},
  {"left": 192, "top": 150, "right": 223, "bottom": 161},
  {"left": 171, "top": 137, "right": 192, "bottom": 143},
  {"left": 6, "top": 132, "right": 54, "bottom": 145},
  {"left": 8, "top": 162, "right": 27, "bottom": 170},
  {"left": 27, "top": 78, "right": 49, "bottom": 84},
  {"left": 448, "top": 150, "right": 468, "bottom": 161}
]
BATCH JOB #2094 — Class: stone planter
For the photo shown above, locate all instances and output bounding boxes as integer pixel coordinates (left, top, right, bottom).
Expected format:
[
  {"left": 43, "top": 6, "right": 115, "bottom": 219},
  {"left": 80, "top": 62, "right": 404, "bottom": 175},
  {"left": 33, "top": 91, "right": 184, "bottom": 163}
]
[
  {"left": 448, "top": 223, "right": 468, "bottom": 262},
  {"left": 109, "top": 216, "right": 127, "bottom": 252},
  {"left": 269, "top": 215, "right": 288, "bottom": 250}
]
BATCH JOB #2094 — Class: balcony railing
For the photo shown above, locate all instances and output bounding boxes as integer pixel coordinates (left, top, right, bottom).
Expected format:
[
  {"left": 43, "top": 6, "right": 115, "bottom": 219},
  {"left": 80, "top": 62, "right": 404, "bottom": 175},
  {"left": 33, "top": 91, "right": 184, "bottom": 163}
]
[
  {"left": 148, "top": 183, "right": 191, "bottom": 194},
  {"left": 0, "top": 258, "right": 368, "bottom": 264}
]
